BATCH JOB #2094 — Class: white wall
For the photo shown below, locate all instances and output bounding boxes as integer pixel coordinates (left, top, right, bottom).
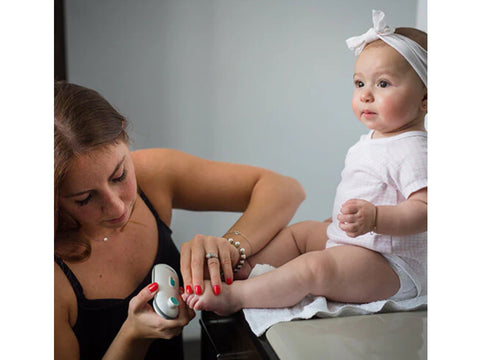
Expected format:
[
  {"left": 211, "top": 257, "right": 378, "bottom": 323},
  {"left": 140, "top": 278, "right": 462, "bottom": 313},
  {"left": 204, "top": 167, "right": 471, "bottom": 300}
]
[
  {"left": 416, "top": 0, "right": 427, "bottom": 31},
  {"left": 65, "top": 0, "right": 421, "bottom": 340}
]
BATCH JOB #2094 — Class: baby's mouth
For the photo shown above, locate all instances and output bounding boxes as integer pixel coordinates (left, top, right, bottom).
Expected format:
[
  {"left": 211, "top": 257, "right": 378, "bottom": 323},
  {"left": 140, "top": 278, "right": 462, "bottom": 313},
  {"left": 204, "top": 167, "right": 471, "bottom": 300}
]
[{"left": 362, "top": 110, "right": 376, "bottom": 118}]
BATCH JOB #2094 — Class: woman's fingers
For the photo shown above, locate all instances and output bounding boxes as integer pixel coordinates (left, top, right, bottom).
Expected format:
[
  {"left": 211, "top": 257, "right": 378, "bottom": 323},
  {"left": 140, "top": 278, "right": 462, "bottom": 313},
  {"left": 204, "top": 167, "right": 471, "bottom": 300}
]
[
  {"left": 180, "top": 242, "right": 194, "bottom": 295},
  {"left": 218, "top": 241, "right": 234, "bottom": 286},
  {"left": 181, "top": 234, "right": 238, "bottom": 297},
  {"left": 190, "top": 235, "right": 207, "bottom": 295},
  {"left": 129, "top": 282, "right": 158, "bottom": 313},
  {"left": 205, "top": 252, "right": 222, "bottom": 295},
  {"left": 126, "top": 283, "right": 195, "bottom": 340}
]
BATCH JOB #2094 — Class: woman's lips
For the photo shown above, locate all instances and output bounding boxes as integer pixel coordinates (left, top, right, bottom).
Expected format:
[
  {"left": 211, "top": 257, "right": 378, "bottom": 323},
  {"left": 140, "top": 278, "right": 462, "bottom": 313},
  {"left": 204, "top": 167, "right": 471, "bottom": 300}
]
[
  {"left": 106, "top": 200, "right": 135, "bottom": 226},
  {"left": 108, "top": 212, "right": 127, "bottom": 225}
]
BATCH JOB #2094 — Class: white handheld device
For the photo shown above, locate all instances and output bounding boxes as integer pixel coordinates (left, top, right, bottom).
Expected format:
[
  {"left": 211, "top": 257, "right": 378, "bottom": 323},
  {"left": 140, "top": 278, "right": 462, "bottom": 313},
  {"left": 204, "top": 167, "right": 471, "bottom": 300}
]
[{"left": 151, "top": 264, "right": 180, "bottom": 319}]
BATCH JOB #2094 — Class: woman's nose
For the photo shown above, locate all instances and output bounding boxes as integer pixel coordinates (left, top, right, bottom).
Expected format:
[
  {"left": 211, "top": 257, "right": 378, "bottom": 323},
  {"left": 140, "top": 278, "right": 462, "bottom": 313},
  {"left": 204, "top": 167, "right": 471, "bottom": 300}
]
[{"left": 101, "top": 189, "right": 124, "bottom": 215}]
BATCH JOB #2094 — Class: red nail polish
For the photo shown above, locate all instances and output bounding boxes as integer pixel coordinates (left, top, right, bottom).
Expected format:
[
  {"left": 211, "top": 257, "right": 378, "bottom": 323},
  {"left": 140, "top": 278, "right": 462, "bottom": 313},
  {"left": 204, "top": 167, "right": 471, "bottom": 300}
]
[
  {"left": 213, "top": 285, "right": 221, "bottom": 296},
  {"left": 194, "top": 285, "right": 202, "bottom": 295},
  {"left": 179, "top": 286, "right": 184, "bottom": 294},
  {"left": 148, "top": 282, "right": 158, "bottom": 292},
  {"left": 186, "top": 285, "right": 193, "bottom": 294},
  {"left": 226, "top": 278, "right": 233, "bottom": 285}
]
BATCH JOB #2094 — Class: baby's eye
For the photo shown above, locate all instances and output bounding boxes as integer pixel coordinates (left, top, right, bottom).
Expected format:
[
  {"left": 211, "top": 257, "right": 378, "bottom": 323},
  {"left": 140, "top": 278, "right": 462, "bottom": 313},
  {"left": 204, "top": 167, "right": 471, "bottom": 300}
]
[
  {"left": 378, "top": 80, "right": 390, "bottom": 88},
  {"left": 75, "top": 194, "right": 92, "bottom": 206},
  {"left": 354, "top": 80, "right": 364, "bottom": 88}
]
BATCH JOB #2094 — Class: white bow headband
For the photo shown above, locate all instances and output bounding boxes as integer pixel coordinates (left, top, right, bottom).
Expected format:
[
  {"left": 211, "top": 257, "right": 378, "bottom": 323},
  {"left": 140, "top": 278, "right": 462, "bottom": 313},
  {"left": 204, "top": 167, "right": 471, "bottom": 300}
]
[{"left": 346, "top": 10, "right": 427, "bottom": 86}]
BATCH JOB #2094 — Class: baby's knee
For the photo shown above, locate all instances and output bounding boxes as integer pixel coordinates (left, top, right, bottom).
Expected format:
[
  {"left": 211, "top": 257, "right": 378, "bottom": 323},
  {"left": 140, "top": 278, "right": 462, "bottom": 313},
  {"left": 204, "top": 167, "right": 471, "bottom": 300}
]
[
  {"left": 301, "top": 252, "right": 337, "bottom": 291},
  {"left": 290, "top": 220, "right": 328, "bottom": 253}
]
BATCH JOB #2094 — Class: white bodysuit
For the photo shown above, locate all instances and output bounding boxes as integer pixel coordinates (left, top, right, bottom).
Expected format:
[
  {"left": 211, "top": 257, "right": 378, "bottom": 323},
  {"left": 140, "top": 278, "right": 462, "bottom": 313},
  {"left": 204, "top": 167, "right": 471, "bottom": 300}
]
[{"left": 326, "top": 130, "right": 427, "bottom": 297}]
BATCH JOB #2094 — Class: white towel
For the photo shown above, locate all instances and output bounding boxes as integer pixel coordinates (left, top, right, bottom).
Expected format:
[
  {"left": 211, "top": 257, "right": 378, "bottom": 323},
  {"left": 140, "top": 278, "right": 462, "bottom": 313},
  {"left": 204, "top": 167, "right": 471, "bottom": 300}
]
[{"left": 243, "top": 264, "right": 427, "bottom": 336}]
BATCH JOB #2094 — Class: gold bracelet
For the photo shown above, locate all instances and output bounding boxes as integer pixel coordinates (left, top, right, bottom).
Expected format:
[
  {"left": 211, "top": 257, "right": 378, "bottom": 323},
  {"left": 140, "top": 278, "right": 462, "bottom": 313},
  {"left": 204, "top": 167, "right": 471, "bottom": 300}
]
[
  {"left": 372, "top": 206, "right": 377, "bottom": 233},
  {"left": 225, "top": 230, "right": 251, "bottom": 246}
]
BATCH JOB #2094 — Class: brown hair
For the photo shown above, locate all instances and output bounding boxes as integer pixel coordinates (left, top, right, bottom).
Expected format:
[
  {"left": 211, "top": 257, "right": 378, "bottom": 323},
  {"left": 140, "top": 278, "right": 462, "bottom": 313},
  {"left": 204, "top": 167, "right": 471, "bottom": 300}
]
[{"left": 54, "top": 82, "right": 129, "bottom": 262}]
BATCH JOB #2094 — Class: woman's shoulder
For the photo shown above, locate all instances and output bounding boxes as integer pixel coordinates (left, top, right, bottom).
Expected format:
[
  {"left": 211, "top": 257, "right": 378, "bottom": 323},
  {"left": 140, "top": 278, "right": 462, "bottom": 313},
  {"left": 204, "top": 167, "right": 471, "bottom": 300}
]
[
  {"left": 131, "top": 147, "right": 172, "bottom": 159},
  {"left": 131, "top": 149, "right": 181, "bottom": 222},
  {"left": 131, "top": 148, "right": 178, "bottom": 190},
  {"left": 131, "top": 148, "right": 188, "bottom": 163},
  {"left": 132, "top": 148, "right": 209, "bottom": 187},
  {"left": 54, "top": 261, "right": 77, "bottom": 327},
  {"left": 132, "top": 148, "right": 188, "bottom": 178}
]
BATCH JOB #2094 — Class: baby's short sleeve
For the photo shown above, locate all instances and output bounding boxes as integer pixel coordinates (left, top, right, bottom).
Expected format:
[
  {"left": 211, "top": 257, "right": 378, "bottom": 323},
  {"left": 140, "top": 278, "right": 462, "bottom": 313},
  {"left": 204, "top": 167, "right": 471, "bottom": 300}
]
[{"left": 387, "top": 134, "right": 427, "bottom": 199}]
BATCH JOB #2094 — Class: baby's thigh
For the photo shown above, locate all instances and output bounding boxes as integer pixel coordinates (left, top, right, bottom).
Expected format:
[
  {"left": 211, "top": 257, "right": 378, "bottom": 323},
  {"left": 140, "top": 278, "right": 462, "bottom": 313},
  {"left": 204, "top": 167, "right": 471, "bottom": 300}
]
[
  {"left": 289, "top": 220, "right": 329, "bottom": 253},
  {"left": 248, "top": 220, "right": 328, "bottom": 268},
  {"left": 321, "top": 245, "right": 400, "bottom": 303}
]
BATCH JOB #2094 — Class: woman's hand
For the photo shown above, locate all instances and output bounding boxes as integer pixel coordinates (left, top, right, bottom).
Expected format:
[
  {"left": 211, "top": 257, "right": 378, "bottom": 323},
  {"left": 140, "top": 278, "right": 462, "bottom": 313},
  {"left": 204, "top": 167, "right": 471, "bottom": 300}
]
[
  {"left": 337, "top": 199, "right": 376, "bottom": 237},
  {"left": 180, "top": 234, "right": 239, "bottom": 297},
  {"left": 103, "top": 283, "right": 195, "bottom": 359},
  {"left": 124, "top": 283, "right": 196, "bottom": 340}
]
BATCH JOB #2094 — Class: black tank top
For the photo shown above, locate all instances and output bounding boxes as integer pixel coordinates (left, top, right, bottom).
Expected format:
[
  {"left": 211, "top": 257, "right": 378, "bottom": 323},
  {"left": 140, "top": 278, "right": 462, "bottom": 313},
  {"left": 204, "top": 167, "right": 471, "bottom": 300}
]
[{"left": 55, "top": 191, "right": 184, "bottom": 360}]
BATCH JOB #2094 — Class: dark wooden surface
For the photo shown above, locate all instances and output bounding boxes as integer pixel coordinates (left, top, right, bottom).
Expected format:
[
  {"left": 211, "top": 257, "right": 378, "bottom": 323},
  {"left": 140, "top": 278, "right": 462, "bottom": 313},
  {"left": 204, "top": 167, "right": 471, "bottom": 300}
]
[{"left": 200, "top": 311, "right": 279, "bottom": 360}]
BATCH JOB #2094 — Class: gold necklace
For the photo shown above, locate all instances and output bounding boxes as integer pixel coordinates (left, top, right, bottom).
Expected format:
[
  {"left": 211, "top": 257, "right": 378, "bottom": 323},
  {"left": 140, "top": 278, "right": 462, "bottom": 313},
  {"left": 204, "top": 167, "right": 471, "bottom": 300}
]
[
  {"left": 88, "top": 195, "right": 138, "bottom": 242},
  {"left": 101, "top": 228, "right": 118, "bottom": 242}
]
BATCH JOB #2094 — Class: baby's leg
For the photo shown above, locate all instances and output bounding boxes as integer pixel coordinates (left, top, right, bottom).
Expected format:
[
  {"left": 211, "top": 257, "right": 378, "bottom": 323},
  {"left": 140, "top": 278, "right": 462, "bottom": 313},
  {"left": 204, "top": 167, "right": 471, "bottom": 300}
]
[
  {"left": 236, "top": 220, "right": 329, "bottom": 279},
  {"left": 185, "top": 245, "right": 400, "bottom": 315}
]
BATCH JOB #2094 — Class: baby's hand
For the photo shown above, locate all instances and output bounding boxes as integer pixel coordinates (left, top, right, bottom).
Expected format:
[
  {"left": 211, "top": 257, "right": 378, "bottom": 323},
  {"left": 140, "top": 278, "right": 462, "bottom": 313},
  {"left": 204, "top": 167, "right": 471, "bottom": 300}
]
[{"left": 337, "top": 199, "right": 376, "bottom": 238}]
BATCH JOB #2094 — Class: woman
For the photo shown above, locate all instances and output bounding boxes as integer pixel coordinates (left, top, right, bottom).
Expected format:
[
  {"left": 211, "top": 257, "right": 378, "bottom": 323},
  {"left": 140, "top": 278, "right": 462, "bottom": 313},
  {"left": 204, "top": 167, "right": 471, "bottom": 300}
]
[{"left": 54, "top": 81, "right": 305, "bottom": 359}]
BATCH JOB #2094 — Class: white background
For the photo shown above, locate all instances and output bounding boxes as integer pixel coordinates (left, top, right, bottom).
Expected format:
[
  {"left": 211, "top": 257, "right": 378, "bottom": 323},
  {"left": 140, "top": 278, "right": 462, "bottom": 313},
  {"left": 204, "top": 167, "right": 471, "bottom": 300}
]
[{"left": 6, "top": 0, "right": 480, "bottom": 358}]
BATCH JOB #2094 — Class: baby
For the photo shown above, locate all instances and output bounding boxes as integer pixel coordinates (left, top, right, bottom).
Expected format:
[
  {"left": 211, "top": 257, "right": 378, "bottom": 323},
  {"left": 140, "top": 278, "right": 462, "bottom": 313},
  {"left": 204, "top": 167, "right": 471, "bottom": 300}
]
[{"left": 183, "top": 10, "right": 427, "bottom": 316}]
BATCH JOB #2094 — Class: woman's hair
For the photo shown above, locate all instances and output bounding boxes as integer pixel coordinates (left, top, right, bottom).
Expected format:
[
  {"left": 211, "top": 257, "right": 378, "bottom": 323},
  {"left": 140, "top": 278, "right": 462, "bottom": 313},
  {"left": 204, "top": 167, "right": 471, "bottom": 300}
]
[{"left": 54, "top": 82, "right": 129, "bottom": 262}]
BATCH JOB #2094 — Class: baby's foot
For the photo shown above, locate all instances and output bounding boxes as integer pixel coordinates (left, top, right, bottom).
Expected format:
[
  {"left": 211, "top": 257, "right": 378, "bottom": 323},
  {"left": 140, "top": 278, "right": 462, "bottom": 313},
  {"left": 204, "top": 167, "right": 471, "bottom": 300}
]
[{"left": 182, "top": 280, "right": 240, "bottom": 316}]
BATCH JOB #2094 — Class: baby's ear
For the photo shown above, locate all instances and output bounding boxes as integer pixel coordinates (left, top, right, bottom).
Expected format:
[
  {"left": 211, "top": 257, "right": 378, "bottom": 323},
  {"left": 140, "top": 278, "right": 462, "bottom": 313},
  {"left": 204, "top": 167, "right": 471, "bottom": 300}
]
[{"left": 421, "top": 91, "right": 428, "bottom": 113}]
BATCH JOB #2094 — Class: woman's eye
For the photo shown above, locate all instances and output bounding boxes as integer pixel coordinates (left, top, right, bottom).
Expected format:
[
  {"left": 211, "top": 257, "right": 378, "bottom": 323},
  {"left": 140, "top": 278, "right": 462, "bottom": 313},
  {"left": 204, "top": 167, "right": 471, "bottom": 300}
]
[
  {"left": 76, "top": 194, "right": 92, "bottom": 206},
  {"left": 378, "top": 80, "right": 390, "bottom": 88},
  {"left": 113, "top": 169, "right": 127, "bottom": 183}
]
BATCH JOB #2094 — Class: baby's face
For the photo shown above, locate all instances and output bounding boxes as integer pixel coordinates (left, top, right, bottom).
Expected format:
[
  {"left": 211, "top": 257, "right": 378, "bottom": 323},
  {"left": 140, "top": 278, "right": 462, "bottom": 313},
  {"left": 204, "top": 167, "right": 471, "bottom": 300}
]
[{"left": 351, "top": 43, "right": 427, "bottom": 137}]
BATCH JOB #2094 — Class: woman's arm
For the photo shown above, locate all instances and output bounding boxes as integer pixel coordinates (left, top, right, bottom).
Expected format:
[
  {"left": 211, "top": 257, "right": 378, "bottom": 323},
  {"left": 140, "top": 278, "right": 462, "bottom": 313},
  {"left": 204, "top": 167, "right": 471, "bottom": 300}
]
[
  {"left": 133, "top": 149, "right": 305, "bottom": 293},
  {"left": 338, "top": 187, "right": 428, "bottom": 237}
]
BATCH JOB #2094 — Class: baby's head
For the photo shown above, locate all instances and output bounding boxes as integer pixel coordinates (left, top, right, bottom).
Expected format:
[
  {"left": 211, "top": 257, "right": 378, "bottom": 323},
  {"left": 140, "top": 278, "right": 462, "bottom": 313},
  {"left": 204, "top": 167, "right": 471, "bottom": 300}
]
[
  {"left": 362, "top": 26, "right": 427, "bottom": 77},
  {"left": 392, "top": 27, "right": 427, "bottom": 52},
  {"left": 347, "top": 11, "right": 428, "bottom": 137}
]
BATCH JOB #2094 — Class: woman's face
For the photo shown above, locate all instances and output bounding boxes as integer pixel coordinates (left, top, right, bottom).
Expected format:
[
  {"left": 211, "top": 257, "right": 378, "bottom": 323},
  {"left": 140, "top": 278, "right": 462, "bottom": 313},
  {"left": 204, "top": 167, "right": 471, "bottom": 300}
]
[{"left": 58, "top": 142, "right": 137, "bottom": 234}]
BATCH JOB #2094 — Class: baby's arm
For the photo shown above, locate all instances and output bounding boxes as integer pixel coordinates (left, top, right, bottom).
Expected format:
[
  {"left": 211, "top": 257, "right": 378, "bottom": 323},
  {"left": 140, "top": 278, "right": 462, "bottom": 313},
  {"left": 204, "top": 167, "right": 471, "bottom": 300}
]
[{"left": 338, "top": 187, "right": 427, "bottom": 237}]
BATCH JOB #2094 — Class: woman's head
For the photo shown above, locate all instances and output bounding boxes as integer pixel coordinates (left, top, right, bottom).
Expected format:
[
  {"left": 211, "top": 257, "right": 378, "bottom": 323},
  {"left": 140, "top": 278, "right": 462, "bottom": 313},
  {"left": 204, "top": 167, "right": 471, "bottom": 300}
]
[{"left": 54, "top": 82, "right": 132, "bottom": 261}]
